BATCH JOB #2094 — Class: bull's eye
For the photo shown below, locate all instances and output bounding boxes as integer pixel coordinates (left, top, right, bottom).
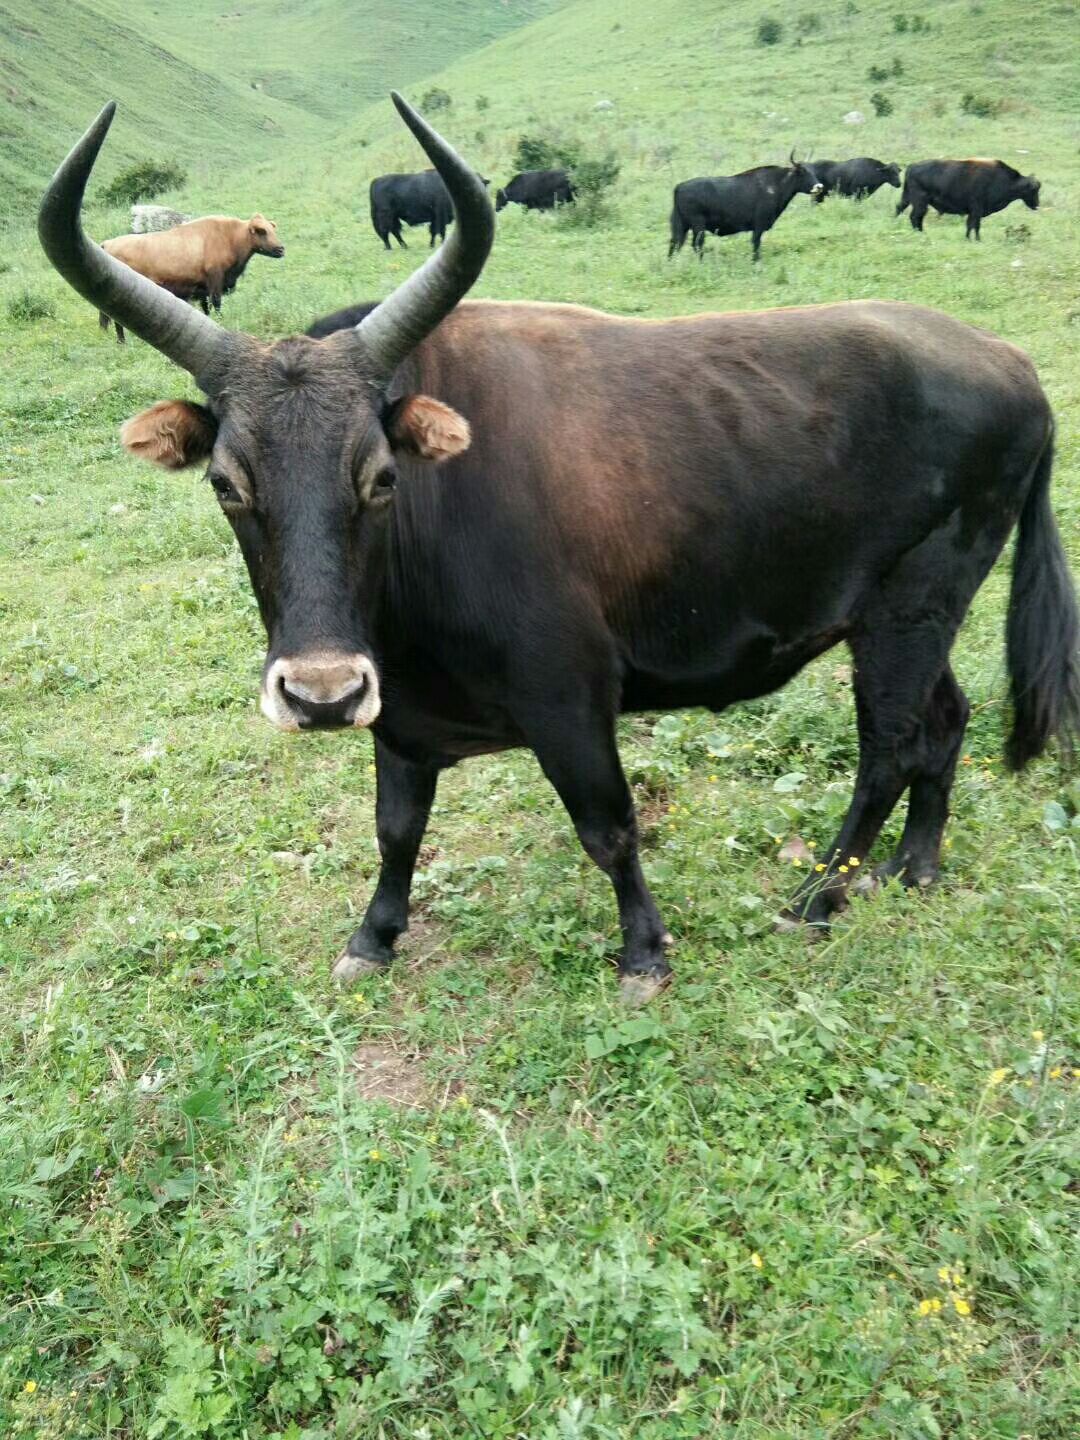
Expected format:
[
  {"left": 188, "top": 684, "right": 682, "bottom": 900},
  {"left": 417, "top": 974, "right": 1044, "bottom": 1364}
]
[
  {"left": 372, "top": 466, "right": 396, "bottom": 497},
  {"left": 209, "top": 473, "right": 241, "bottom": 505}
]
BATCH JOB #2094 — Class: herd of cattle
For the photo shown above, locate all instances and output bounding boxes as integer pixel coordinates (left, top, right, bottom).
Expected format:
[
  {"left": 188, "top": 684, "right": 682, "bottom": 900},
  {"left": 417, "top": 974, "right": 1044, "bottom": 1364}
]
[
  {"left": 38, "top": 97, "right": 1075, "bottom": 1004},
  {"left": 92, "top": 152, "right": 1041, "bottom": 338}
]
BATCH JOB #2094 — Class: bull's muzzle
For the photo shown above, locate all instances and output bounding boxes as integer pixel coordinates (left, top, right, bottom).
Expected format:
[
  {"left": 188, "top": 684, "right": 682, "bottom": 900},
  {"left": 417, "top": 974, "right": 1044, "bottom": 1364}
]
[
  {"left": 261, "top": 652, "right": 381, "bottom": 731},
  {"left": 811, "top": 183, "right": 826, "bottom": 204}
]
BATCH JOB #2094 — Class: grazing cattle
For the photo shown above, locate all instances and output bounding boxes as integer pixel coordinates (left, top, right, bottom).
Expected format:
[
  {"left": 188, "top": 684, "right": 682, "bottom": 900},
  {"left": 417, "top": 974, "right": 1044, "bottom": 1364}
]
[
  {"left": 131, "top": 204, "right": 190, "bottom": 234},
  {"left": 813, "top": 157, "right": 901, "bottom": 199},
  {"left": 41, "top": 99, "right": 1079, "bottom": 1005},
  {"left": 669, "top": 154, "right": 825, "bottom": 260},
  {"left": 897, "top": 158, "right": 1040, "bottom": 239},
  {"left": 495, "top": 168, "right": 576, "bottom": 211},
  {"left": 98, "top": 214, "right": 284, "bottom": 342}
]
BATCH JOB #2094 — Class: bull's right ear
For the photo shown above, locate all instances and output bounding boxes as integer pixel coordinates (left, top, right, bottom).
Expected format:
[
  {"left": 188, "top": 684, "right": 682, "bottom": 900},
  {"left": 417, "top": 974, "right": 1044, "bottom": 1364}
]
[{"left": 121, "top": 400, "right": 218, "bottom": 470}]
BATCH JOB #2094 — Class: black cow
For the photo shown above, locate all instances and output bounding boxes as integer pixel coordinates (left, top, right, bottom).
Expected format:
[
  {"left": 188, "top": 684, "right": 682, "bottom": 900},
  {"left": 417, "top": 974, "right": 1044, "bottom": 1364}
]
[
  {"left": 495, "top": 169, "right": 576, "bottom": 211},
  {"left": 669, "top": 154, "right": 825, "bottom": 261},
  {"left": 813, "top": 157, "right": 901, "bottom": 199},
  {"left": 897, "top": 158, "right": 1040, "bottom": 239},
  {"left": 41, "top": 98, "right": 1080, "bottom": 1006},
  {"left": 369, "top": 169, "right": 453, "bottom": 249}
]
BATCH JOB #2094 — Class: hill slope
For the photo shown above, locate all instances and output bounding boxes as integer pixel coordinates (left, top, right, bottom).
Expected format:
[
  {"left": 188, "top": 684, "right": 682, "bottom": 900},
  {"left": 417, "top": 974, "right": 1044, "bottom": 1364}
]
[{"left": 0, "top": 0, "right": 563, "bottom": 216}]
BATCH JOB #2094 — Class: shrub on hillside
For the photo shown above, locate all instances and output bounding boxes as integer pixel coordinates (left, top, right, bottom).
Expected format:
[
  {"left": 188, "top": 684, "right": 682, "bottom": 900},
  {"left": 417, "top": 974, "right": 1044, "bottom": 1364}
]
[
  {"left": 100, "top": 159, "right": 187, "bottom": 207},
  {"left": 796, "top": 13, "right": 822, "bottom": 35},
  {"left": 960, "top": 91, "right": 1004, "bottom": 117},
  {"left": 513, "top": 133, "right": 581, "bottom": 173},
  {"left": 475, "top": 94, "right": 490, "bottom": 112},
  {"left": 419, "top": 87, "right": 452, "bottom": 114},
  {"left": 868, "top": 63, "right": 890, "bottom": 81},
  {"left": 556, "top": 152, "right": 620, "bottom": 230},
  {"left": 893, "top": 12, "right": 930, "bottom": 33},
  {"left": 756, "top": 16, "right": 784, "bottom": 46},
  {"left": 8, "top": 290, "right": 56, "bottom": 322},
  {"left": 871, "top": 91, "right": 894, "bottom": 116}
]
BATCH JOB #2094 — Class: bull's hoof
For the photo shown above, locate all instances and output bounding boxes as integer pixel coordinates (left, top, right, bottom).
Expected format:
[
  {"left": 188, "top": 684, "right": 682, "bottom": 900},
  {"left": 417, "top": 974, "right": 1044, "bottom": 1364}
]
[
  {"left": 618, "top": 969, "right": 672, "bottom": 1008},
  {"left": 773, "top": 912, "right": 830, "bottom": 940},
  {"left": 331, "top": 951, "right": 387, "bottom": 984},
  {"left": 331, "top": 934, "right": 392, "bottom": 985}
]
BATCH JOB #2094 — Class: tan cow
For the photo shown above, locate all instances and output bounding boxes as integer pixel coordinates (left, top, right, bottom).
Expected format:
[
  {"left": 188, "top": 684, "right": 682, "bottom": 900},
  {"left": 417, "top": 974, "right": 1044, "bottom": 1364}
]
[{"left": 98, "top": 214, "right": 284, "bottom": 341}]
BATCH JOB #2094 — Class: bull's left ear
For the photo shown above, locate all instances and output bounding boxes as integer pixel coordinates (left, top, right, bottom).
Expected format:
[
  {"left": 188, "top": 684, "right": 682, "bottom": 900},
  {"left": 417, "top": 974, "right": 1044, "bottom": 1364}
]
[
  {"left": 386, "top": 395, "right": 471, "bottom": 463},
  {"left": 121, "top": 400, "right": 218, "bottom": 469}
]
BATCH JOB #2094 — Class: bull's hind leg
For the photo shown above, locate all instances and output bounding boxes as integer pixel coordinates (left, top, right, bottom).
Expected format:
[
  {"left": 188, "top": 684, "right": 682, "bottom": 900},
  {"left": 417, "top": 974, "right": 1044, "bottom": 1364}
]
[
  {"left": 785, "top": 508, "right": 1012, "bottom": 928},
  {"left": 874, "top": 667, "right": 969, "bottom": 890},
  {"left": 332, "top": 738, "right": 439, "bottom": 982}
]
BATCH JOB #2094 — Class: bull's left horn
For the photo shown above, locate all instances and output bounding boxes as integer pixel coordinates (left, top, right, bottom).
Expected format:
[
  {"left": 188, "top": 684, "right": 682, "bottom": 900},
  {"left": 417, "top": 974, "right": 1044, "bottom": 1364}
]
[
  {"left": 356, "top": 92, "right": 494, "bottom": 383},
  {"left": 38, "top": 103, "right": 234, "bottom": 382}
]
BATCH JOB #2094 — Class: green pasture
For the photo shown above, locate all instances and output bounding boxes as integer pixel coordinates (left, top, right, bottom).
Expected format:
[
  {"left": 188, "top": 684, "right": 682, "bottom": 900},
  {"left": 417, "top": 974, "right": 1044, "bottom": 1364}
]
[{"left": 1, "top": 0, "right": 1077, "bottom": 1436}]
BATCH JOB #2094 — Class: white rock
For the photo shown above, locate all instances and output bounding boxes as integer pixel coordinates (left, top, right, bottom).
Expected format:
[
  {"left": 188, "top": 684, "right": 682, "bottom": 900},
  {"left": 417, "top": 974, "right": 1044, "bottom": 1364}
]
[{"left": 843, "top": 110, "right": 866, "bottom": 126}]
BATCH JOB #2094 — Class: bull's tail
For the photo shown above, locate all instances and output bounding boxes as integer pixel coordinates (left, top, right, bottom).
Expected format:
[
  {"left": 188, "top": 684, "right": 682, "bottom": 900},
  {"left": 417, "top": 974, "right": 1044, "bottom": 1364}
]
[
  {"left": 895, "top": 179, "right": 910, "bottom": 216},
  {"left": 668, "top": 198, "right": 688, "bottom": 257},
  {"left": 1005, "top": 429, "right": 1080, "bottom": 770}
]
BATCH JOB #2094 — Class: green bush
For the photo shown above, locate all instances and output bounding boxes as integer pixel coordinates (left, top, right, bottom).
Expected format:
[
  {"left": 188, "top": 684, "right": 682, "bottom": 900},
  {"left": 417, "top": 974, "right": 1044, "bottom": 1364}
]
[
  {"left": 7, "top": 289, "right": 55, "bottom": 322},
  {"left": 419, "top": 86, "right": 452, "bottom": 114},
  {"left": 557, "top": 152, "right": 620, "bottom": 230},
  {"left": 796, "top": 13, "right": 822, "bottom": 35},
  {"left": 513, "top": 133, "right": 581, "bottom": 173},
  {"left": 871, "top": 90, "right": 894, "bottom": 116},
  {"left": 961, "top": 91, "right": 1004, "bottom": 117},
  {"left": 100, "top": 159, "right": 187, "bottom": 207},
  {"left": 868, "top": 63, "right": 890, "bottom": 82},
  {"left": 475, "top": 94, "right": 490, "bottom": 112},
  {"left": 756, "top": 15, "right": 784, "bottom": 45}
]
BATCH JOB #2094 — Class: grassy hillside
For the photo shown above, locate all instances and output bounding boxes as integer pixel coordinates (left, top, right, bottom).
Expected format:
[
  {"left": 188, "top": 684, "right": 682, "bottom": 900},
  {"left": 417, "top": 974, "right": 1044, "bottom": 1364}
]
[
  {"left": 2, "top": 1, "right": 1078, "bottom": 1437},
  {"left": 0, "top": 0, "right": 562, "bottom": 215}
]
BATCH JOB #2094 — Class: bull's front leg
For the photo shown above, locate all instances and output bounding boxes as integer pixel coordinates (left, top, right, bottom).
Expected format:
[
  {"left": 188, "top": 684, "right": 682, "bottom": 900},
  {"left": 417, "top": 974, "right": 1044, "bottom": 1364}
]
[
  {"left": 524, "top": 702, "right": 673, "bottom": 1006},
  {"left": 332, "top": 737, "right": 439, "bottom": 983}
]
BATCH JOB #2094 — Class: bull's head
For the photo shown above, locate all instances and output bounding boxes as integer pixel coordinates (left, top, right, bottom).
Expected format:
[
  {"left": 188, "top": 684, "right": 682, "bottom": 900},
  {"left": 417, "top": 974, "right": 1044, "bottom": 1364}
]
[
  {"left": 1019, "top": 174, "right": 1041, "bottom": 210},
  {"left": 789, "top": 150, "right": 826, "bottom": 203},
  {"left": 40, "top": 95, "right": 493, "bottom": 731},
  {"left": 248, "top": 214, "right": 286, "bottom": 258},
  {"left": 884, "top": 163, "right": 902, "bottom": 188}
]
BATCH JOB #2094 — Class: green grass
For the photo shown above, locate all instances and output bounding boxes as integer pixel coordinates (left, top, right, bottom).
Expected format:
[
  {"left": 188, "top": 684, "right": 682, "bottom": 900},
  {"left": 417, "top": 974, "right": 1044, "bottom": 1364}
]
[{"left": 2, "top": 1, "right": 1079, "bottom": 1436}]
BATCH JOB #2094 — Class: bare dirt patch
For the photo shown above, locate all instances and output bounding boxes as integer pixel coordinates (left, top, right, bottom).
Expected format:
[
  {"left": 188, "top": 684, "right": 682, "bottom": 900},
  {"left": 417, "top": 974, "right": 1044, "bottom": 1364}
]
[{"left": 351, "top": 1041, "right": 433, "bottom": 1108}]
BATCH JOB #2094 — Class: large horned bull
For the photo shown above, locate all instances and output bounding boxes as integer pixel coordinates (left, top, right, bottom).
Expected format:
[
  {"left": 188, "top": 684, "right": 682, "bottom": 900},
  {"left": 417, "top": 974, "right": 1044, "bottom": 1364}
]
[{"left": 40, "top": 98, "right": 1079, "bottom": 1003}]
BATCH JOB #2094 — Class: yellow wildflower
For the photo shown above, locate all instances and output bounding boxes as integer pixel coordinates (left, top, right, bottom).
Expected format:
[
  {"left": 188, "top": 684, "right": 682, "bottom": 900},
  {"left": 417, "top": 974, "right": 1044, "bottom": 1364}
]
[
  {"left": 668, "top": 804, "right": 678, "bottom": 814},
  {"left": 938, "top": 1266, "right": 952, "bottom": 1283},
  {"left": 848, "top": 856, "right": 860, "bottom": 866},
  {"left": 918, "top": 1299, "right": 933, "bottom": 1316},
  {"left": 1031, "top": 1029, "right": 1044, "bottom": 1043},
  {"left": 838, "top": 864, "right": 849, "bottom": 874},
  {"left": 282, "top": 1130, "right": 298, "bottom": 1144},
  {"left": 24, "top": 1381, "right": 37, "bottom": 1394},
  {"left": 931, "top": 1298, "right": 942, "bottom": 1313},
  {"left": 1049, "top": 1067, "right": 1062, "bottom": 1079},
  {"left": 815, "top": 862, "right": 826, "bottom": 872},
  {"left": 708, "top": 774, "right": 717, "bottom": 783},
  {"left": 750, "top": 1252, "right": 764, "bottom": 1269},
  {"left": 953, "top": 1296, "right": 971, "bottom": 1316},
  {"left": 368, "top": 1148, "right": 383, "bottom": 1161},
  {"left": 989, "top": 1067, "right": 1009, "bottom": 1086}
]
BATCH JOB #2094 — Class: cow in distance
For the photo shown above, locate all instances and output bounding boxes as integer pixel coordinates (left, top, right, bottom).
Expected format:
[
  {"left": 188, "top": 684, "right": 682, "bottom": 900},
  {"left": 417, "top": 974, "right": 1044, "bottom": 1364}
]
[
  {"left": 97, "top": 214, "right": 284, "bottom": 341},
  {"left": 495, "top": 169, "right": 576, "bottom": 211},
  {"left": 669, "top": 154, "right": 825, "bottom": 260},
  {"left": 896, "top": 158, "right": 1040, "bottom": 239}
]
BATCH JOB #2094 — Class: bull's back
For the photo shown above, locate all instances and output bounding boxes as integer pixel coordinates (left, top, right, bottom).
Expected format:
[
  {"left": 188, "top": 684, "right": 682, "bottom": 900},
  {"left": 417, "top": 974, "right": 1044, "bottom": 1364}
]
[{"left": 412, "top": 300, "right": 1046, "bottom": 627}]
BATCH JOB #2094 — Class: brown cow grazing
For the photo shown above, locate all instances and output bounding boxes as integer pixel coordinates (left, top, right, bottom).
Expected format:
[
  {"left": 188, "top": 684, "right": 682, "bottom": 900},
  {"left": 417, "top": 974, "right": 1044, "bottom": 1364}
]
[
  {"left": 40, "top": 99, "right": 1079, "bottom": 1005},
  {"left": 97, "top": 214, "right": 284, "bottom": 342}
]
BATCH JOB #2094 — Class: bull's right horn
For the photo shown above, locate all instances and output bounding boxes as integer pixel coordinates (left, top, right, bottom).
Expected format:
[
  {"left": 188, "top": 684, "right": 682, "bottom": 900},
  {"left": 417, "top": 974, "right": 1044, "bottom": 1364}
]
[
  {"left": 356, "top": 92, "right": 494, "bottom": 384},
  {"left": 38, "top": 103, "right": 234, "bottom": 383}
]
